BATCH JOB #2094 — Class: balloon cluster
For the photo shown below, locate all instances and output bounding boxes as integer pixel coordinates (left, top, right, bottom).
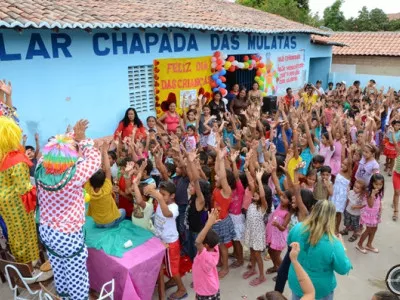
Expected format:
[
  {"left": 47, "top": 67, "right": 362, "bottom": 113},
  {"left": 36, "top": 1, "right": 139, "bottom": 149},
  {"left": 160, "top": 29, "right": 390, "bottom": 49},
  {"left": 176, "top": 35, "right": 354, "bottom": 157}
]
[{"left": 210, "top": 52, "right": 268, "bottom": 97}]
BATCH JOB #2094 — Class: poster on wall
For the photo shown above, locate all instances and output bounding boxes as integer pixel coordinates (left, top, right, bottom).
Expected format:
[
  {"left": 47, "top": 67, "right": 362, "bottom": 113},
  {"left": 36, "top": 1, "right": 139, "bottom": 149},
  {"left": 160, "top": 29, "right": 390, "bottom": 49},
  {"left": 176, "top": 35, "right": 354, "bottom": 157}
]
[
  {"left": 264, "top": 50, "right": 305, "bottom": 96},
  {"left": 154, "top": 56, "right": 212, "bottom": 116}
]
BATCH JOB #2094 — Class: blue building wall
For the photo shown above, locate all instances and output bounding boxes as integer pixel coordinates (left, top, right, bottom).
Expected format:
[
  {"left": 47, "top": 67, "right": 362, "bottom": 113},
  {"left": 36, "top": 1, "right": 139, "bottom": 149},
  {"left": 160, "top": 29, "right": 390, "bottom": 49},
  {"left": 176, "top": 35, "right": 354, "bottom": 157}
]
[
  {"left": 329, "top": 72, "right": 400, "bottom": 92},
  {"left": 0, "top": 28, "right": 332, "bottom": 145}
]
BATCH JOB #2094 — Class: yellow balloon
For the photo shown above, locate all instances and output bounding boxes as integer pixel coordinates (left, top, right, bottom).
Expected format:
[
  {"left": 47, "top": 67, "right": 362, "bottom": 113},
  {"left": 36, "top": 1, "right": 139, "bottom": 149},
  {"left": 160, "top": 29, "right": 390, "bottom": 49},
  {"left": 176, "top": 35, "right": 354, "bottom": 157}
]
[
  {"left": 224, "top": 61, "right": 232, "bottom": 69},
  {"left": 255, "top": 76, "right": 260, "bottom": 81},
  {"left": 244, "top": 62, "right": 249, "bottom": 69}
]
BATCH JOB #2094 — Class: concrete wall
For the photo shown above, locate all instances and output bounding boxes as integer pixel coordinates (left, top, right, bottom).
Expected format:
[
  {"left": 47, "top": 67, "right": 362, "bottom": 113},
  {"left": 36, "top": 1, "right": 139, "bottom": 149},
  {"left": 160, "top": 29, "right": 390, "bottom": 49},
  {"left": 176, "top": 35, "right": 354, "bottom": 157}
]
[
  {"left": 332, "top": 55, "right": 400, "bottom": 76},
  {"left": 0, "top": 28, "right": 332, "bottom": 145}
]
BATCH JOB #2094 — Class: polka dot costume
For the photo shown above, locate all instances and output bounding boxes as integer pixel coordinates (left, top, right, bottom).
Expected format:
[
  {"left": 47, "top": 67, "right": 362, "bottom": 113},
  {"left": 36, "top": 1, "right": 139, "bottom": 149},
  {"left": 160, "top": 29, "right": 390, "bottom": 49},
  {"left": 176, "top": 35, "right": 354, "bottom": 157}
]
[
  {"left": 0, "top": 162, "right": 39, "bottom": 263},
  {"left": 36, "top": 139, "right": 101, "bottom": 300},
  {"left": 39, "top": 225, "right": 89, "bottom": 300}
]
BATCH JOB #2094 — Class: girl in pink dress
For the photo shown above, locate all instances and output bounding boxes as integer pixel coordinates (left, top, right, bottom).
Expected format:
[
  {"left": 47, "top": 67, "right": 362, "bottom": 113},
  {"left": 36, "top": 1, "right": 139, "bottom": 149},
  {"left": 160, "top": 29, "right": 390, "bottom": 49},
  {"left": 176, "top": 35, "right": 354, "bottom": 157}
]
[
  {"left": 265, "top": 191, "right": 292, "bottom": 274},
  {"left": 356, "top": 173, "right": 385, "bottom": 254}
]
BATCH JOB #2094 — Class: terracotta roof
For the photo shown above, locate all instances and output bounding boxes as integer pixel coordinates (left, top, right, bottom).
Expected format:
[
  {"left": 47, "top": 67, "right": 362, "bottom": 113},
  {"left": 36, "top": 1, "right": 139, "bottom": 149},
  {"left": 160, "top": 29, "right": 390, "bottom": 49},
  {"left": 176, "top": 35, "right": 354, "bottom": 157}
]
[
  {"left": 310, "top": 35, "right": 347, "bottom": 47},
  {"left": 0, "top": 0, "right": 329, "bottom": 35},
  {"left": 320, "top": 32, "right": 400, "bottom": 57},
  {"left": 387, "top": 13, "right": 400, "bottom": 21}
]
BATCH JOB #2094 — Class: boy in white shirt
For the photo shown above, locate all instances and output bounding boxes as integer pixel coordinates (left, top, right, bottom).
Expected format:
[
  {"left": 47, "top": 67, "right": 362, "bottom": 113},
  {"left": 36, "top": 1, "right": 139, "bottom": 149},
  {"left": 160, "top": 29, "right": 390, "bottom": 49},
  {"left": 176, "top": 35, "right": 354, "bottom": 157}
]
[{"left": 147, "top": 181, "right": 187, "bottom": 300}]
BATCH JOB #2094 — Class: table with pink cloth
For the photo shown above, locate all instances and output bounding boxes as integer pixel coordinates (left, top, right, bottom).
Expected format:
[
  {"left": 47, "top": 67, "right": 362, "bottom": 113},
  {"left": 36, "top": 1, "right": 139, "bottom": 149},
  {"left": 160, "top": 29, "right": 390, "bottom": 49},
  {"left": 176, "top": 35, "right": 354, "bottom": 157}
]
[{"left": 87, "top": 237, "right": 165, "bottom": 300}]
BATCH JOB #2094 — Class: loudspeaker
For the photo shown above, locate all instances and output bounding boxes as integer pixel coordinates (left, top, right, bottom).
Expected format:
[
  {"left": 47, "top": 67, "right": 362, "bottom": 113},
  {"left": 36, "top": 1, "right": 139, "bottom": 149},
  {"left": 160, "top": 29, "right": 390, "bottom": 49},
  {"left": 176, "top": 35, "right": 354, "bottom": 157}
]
[{"left": 262, "top": 96, "right": 277, "bottom": 113}]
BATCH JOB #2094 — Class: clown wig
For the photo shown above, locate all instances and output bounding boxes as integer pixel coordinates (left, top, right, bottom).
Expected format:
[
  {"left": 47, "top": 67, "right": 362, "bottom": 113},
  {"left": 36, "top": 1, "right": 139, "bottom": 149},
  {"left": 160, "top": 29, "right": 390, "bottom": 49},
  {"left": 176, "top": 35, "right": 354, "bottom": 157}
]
[
  {"left": 42, "top": 134, "right": 79, "bottom": 174},
  {"left": 0, "top": 116, "right": 22, "bottom": 163}
]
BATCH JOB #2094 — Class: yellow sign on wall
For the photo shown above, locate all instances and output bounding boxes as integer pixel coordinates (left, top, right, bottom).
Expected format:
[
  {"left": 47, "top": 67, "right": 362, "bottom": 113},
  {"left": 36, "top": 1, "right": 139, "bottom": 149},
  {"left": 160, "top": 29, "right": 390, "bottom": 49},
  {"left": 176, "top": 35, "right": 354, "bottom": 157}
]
[{"left": 154, "top": 56, "right": 212, "bottom": 117}]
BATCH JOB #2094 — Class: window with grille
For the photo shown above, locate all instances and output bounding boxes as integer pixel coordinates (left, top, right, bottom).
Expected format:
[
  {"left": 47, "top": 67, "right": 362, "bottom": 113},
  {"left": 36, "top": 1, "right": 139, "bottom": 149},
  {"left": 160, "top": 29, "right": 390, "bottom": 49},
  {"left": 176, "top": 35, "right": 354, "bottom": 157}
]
[{"left": 128, "top": 65, "right": 155, "bottom": 113}]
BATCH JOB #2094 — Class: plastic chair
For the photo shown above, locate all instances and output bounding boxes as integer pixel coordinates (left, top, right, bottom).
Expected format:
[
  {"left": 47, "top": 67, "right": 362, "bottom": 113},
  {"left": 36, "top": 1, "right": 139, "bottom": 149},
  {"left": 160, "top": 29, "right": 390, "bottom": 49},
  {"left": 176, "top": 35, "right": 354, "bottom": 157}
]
[
  {"left": 0, "top": 259, "right": 43, "bottom": 300},
  {"left": 39, "top": 283, "right": 60, "bottom": 300},
  {"left": 98, "top": 279, "right": 115, "bottom": 300},
  {"left": 38, "top": 279, "right": 115, "bottom": 300}
]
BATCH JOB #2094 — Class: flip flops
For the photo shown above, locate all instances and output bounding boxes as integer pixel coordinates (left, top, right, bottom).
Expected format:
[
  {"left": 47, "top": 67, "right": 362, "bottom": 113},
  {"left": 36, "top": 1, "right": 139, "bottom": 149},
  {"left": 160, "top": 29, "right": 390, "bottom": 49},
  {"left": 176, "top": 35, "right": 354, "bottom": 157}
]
[
  {"left": 348, "top": 234, "right": 359, "bottom": 242},
  {"left": 266, "top": 267, "right": 278, "bottom": 274},
  {"left": 365, "top": 246, "right": 379, "bottom": 253},
  {"left": 249, "top": 277, "right": 267, "bottom": 286},
  {"left": 355, "top": 245, "right": 367, "bottom": 254},
  {"left": 167, "top": 293, "right": 188, "bottom": 300},
  {"left": 242, "top": 270, "right": 257, "bottom": 279}
]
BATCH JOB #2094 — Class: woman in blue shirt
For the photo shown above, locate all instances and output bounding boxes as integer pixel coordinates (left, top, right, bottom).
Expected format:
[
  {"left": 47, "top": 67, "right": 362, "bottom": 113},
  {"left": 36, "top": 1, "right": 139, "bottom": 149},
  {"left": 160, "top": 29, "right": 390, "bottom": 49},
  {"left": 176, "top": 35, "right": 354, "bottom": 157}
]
[{"left": 288, "top": 200, "right": 352, "bottom": 300}]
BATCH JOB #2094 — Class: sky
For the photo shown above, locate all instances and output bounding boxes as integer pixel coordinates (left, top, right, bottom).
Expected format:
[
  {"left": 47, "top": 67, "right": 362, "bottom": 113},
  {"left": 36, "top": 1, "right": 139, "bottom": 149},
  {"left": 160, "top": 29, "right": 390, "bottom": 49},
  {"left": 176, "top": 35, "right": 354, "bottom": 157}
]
[{"left": 309, "top": 0, "right": 400, "bottom": 19}]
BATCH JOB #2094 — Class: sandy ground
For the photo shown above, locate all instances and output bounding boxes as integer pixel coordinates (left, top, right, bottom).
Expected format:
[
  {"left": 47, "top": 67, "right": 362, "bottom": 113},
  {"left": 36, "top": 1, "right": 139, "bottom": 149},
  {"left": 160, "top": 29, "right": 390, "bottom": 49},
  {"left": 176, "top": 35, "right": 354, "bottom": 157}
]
[{"left": 1, "top": 164, "right": 400, "bottom": 300}]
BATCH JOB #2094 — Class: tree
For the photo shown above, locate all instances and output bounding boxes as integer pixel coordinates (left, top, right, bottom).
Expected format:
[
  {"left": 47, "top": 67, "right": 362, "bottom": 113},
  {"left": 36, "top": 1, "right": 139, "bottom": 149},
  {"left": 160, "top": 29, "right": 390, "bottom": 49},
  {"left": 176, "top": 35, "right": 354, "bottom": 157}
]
[
  {"left": 368, "top": 8, "right": 389, "bottom": 31},
  {"left": 323, "top": 0, "right": 346, "bottom": 31},
  {"left": 237, "top": 0, "right": 318, "bottom": 26}
]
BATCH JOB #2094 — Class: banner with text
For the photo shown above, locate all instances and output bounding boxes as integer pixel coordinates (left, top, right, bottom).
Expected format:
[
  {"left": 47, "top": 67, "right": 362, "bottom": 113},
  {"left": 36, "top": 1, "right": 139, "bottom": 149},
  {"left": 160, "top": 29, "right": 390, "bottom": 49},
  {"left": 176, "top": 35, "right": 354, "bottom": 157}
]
[
  {"left": 154, "top": 56, "right": 212, "bottom": 117},
  {"left": 265, "top": 50, "right": 305, "bottom": 96}
]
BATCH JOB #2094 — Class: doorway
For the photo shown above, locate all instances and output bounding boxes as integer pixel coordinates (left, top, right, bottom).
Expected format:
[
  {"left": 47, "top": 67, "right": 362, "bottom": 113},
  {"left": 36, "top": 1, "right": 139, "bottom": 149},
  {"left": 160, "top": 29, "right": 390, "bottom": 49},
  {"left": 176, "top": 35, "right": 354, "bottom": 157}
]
[{"left": 225, "top": 54, "right": 257, "bottom": 91}]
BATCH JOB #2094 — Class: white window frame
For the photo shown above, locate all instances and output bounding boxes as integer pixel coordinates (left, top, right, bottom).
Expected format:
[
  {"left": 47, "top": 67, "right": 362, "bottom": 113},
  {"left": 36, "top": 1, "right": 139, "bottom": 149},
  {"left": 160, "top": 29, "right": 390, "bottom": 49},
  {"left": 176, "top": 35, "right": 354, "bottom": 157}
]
[{"left": 128, "top": 65, "right": 155, "bottom": 113}]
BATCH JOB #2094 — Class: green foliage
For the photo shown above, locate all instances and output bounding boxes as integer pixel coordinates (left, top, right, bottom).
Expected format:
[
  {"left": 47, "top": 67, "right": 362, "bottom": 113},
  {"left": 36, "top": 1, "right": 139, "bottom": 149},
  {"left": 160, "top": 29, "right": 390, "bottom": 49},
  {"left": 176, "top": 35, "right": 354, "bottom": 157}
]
[
  {"left": 237, "top": 0, "right": 400, "bottom": 31},
  {"left": 323, "top": 0, "right": 346, "bottom": 31},
  {"left": 236, "top": 0, "right": 320, "bottom": 26}
]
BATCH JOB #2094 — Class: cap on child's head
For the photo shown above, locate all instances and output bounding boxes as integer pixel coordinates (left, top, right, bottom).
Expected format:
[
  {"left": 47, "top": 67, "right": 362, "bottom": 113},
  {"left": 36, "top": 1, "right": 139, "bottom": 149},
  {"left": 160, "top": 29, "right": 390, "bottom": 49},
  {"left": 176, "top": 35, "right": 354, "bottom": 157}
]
[{"left": 203, "top": 229, "right": 219, "bottom": 248}]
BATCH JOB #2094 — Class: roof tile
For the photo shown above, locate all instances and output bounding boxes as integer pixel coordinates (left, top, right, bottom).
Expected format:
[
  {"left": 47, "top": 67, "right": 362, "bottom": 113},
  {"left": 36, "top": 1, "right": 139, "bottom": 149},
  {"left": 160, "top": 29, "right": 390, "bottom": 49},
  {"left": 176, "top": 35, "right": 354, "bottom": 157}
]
[
  {"left": 313, "top": 32, "right": 400, "bottom": 57},
  {"left": 0, "top": 0, "right": 329, "bottom": 35}
]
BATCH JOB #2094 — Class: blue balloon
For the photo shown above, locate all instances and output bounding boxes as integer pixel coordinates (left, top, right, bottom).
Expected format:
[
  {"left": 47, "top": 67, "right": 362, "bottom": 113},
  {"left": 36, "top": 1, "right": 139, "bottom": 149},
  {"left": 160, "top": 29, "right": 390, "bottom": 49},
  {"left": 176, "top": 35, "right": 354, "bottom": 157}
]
[
  {"left": 219, "top": 69, "right": 227, "bottom": 76},
  {"left": 216, "top": 79, "right": 222, "bottom": 85},
  {"left": 220, "top": 83, "right": 226, "bottom": 89},
  {"left": 213, "top": 88, "right": 219, "bottom": 92},
  {"left": 211, "top": 74, "right": 219, "bottom": 80}
]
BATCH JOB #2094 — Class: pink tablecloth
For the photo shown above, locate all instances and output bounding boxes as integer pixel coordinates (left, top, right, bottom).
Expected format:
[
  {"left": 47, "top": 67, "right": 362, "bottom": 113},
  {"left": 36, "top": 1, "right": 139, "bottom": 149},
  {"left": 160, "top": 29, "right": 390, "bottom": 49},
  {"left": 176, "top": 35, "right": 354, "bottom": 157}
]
[{"left": 87, "top": 237, "right": 165, "bottom": 300}]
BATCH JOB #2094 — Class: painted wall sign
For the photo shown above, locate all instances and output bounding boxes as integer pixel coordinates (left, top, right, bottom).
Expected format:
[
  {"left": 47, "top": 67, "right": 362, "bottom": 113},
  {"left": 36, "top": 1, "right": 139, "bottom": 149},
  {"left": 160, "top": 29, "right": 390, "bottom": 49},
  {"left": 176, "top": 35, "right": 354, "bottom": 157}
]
[
  {"left": 0, "top": 32, "right": 297, "bottom": 61},
  {"left": 154, "top": 56, "right": 212, "bottom": 116},
  {"left": 266, "top": 50, "right": 306, "bottom": 95}
]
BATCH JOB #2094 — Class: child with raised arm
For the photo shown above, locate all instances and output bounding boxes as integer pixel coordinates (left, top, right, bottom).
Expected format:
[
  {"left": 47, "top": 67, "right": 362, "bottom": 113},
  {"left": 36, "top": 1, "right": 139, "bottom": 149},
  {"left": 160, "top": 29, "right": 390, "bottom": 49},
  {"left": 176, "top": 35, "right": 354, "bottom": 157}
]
[
  {"left": 192, "top": 208, "right": 221, "bottom": 300},
  {"left": 148, "top": 181, "right": 187, "bottom": 299},
  {"left": 85, "top": 143, "right": 126, "bottom": 227}
]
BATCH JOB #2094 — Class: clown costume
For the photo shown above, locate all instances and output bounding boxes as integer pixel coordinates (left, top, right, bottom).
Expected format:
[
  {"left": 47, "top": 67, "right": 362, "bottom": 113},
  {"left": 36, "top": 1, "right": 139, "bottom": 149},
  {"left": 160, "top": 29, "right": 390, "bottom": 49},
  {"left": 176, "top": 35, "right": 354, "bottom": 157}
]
[{"left": 35, "top": 130, "right": 101, "bottom": 299}]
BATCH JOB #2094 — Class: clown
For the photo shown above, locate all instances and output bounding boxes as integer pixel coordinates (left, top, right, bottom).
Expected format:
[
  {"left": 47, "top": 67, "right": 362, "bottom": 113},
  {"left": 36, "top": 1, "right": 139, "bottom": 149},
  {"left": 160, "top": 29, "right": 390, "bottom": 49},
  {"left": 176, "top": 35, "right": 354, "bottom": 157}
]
[
  {"left": 0, "top": 116, "right": 39, "bottom": 266},
  {"left": 35, "top": 119, "right": 101, "bottom": 299},
  {"left": 262, "top": 54, "right": 279, "bottom": 95}
]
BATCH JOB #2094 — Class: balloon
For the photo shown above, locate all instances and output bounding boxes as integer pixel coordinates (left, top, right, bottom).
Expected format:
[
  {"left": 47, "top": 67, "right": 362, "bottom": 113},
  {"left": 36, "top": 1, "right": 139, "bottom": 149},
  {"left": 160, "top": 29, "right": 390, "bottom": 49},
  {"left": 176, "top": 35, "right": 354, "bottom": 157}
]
[
  {"left": 228, "top": 56, "right": 235, "bottom": 62},
  {"left": 211, "top": 74, "right": 219, "bottom": 80},
  {"left": 224, "top": 61, "right": 232, "bottom": 69},
  {"left": 219, "top": 88, "right": 227, "bottom": 96},
  {"left": 211, "top": 81, "right": 217, "bottom": 88},
  {"left": 211, "top": 57, "right": 217, "bottom": 62},
  {"left": 220, "top": 76, "right": 226, "bottom": 83},
  {"left": 262, "top": 92, "right": 267, "bottom": 96},
  {"left": 257, "top": 63, "right": 265, "bottom": 68},
  {"left": 216, "top": 65, "right": 223, "bottom": 71},
  {"left": 251, "top": 55, "right": 256, "bottom": 60},
  {"left": 220, "top": 83, "right": 226, "bottom": 89},
  {"left": 243, "top": 55, "right": 249, "bottom": 61},
  {"left": 228, "top": 66, "right": 236, "bottom": 72},
  {"left": 214, "top": 51, "right": 221, "bottom": 57},
  {"left": 237, "top": 62, "right": 244, "bottom": 68},
  {"left": 222, "top": 53, "right": 228, "bottom": 59},
  {"left": 211, "top": 62, "right": 217, "bottom": 68},
  {"left": 216, "top": 58, "right": 223, "bottom": 65},
  {"left": 213, "top": 87, "right": 219, "bottom": 92},
  {"left": 220, "top": 69, "right": 227, "bottom": 76},
  {"left": 216, "top": 79, "right": 222, "bottom": 85},
  {"left": 248, "top": 59, "right": 252, "bottom": 65},
  {"left": 256, "top": 70, "right": 262, "bottom": 76},
  {"left": 232, "top": 60, "right": 238, "bottom": 66},
  {"left": 255, "top": 76, "right": 260, "bottom": 81},
  {"left": 244, "top": 62, "right": 249, "bottom": 69}
]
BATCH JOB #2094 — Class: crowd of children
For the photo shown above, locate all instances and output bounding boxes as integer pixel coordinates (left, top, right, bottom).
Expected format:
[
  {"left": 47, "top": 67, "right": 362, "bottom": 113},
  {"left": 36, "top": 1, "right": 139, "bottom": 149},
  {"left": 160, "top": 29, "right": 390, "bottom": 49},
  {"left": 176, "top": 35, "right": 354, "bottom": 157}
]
[{"left": 2, "top": 77, "right": 400, "bottom": 299}]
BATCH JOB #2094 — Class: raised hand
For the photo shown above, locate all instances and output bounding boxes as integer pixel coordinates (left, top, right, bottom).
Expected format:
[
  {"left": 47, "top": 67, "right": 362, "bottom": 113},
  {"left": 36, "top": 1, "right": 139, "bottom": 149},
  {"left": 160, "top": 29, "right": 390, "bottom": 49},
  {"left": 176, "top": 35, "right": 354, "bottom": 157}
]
[
  {"left": 289, "top": 242, "right": 300, "bottom": 261},
  {"left": 0, "top": 80, "right": 12, "bottom": 96},
  {"left": 208, "top": 208, "right": 220, "bottom": 225},
  {"left": 230, "top": 150, "right": 239, "bottom": 163},
  {"left": 73, "top": 119, "right": 89, "bottom": 142},
  {"left": 256, "top": 168, "right": 264, "bottom": 181}
]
